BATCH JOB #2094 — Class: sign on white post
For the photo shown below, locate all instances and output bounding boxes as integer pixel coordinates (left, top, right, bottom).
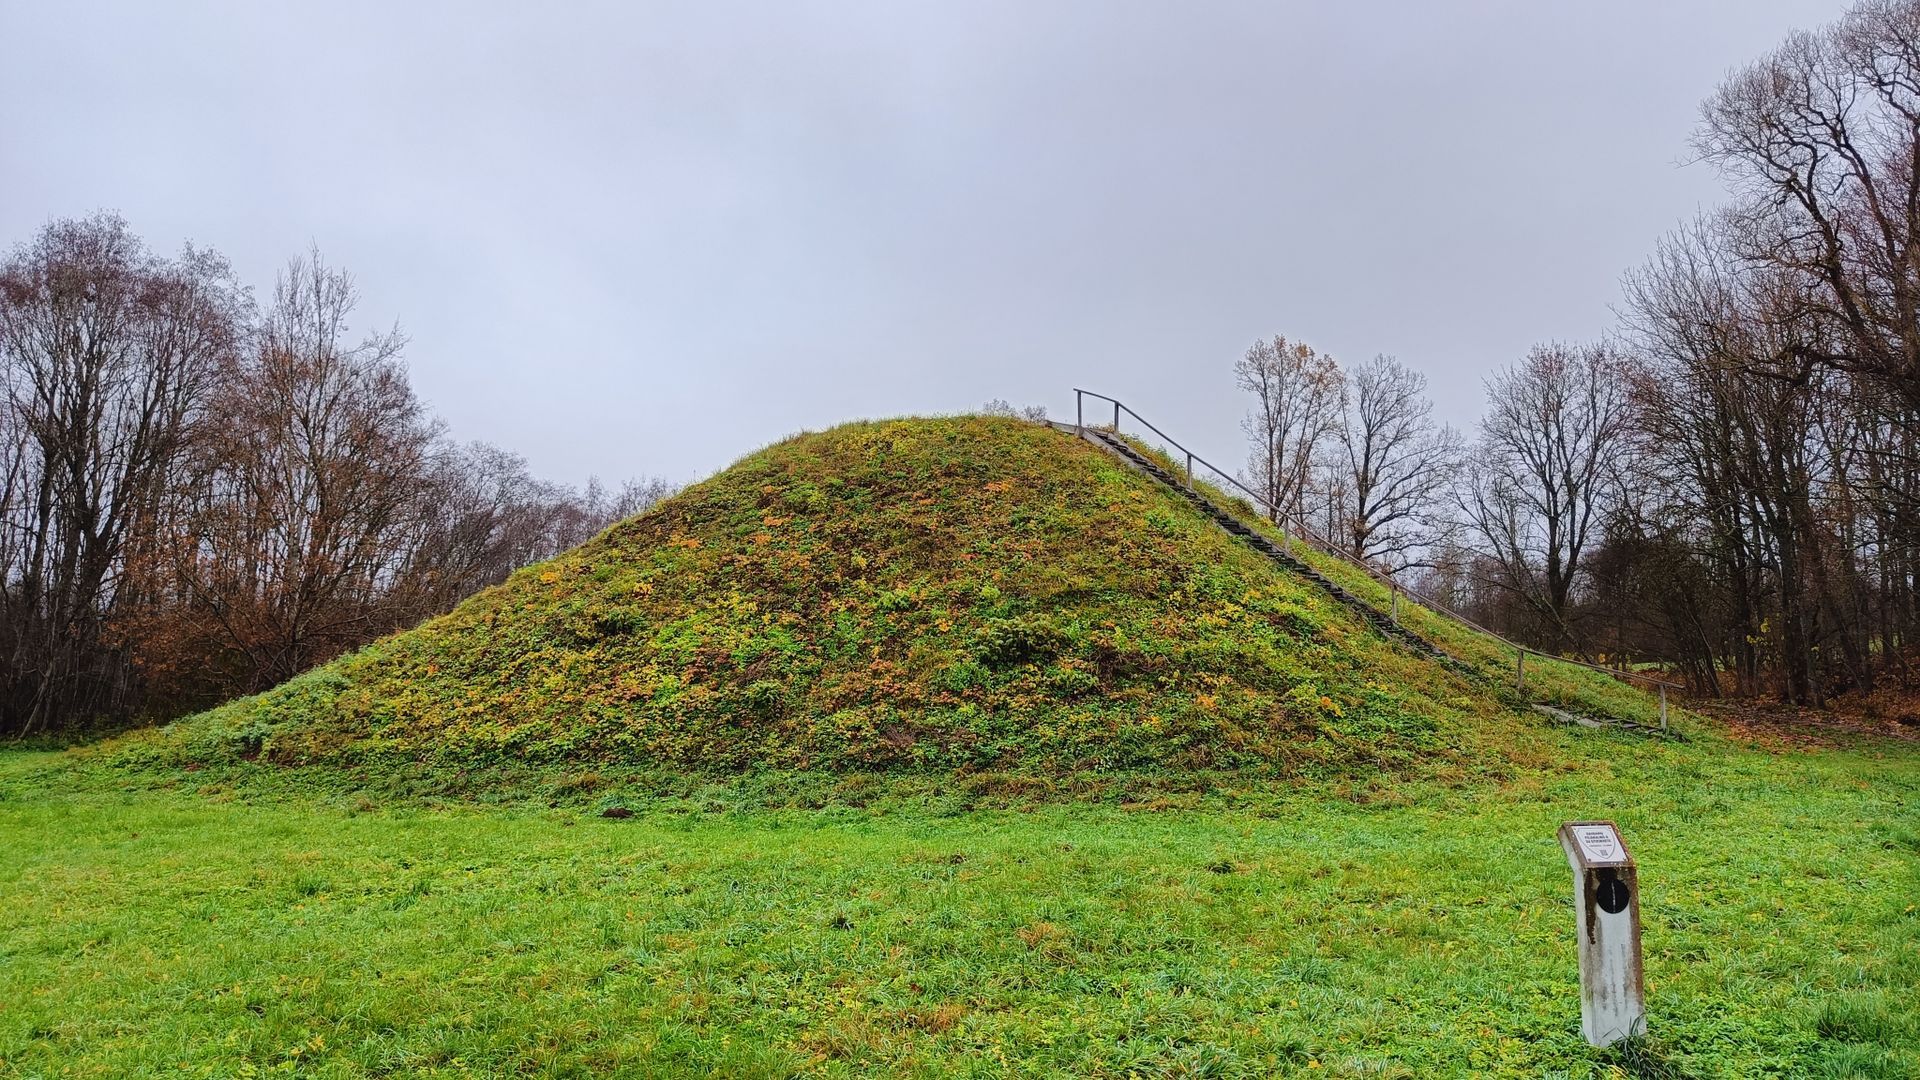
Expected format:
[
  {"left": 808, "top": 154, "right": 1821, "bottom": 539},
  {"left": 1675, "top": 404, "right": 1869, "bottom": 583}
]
[{"left": 1558, "top": 820, "right": 1646, "bottom": 1047}]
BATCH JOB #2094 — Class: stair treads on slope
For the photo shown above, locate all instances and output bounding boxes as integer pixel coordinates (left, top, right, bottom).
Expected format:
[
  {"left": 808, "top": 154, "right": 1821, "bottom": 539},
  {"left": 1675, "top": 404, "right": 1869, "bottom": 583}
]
[{"left": 1081, "top": 429, "right": 1465, "bottom": 671}]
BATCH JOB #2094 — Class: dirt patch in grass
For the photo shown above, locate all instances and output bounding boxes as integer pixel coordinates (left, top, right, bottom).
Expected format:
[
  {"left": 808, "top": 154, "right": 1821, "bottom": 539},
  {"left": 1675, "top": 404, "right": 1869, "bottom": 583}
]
[{"left": 1693, "top": 694, "right": 1920, "bottom": 750}]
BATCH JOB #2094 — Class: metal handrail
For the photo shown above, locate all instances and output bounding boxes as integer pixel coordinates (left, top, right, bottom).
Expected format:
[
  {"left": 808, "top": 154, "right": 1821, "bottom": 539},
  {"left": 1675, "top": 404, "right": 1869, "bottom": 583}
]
[{"left": 1071, "top": 388, "right": 1682, "bottom": 723}]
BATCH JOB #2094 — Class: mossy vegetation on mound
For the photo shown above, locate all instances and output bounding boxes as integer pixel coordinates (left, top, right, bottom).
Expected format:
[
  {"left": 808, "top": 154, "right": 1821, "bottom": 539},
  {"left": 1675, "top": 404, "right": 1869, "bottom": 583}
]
[
  {"left": 116, "top": 416, "right": 1658, "bottom": 779},
  {"left": 1118, "top": 438, "right": 1680, "bottom": 730}
]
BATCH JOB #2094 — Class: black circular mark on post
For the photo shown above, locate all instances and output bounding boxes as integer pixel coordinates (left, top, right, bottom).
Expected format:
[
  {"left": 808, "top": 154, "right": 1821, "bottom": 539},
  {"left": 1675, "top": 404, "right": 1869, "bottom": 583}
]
[{"left": 1596, "top": 871, "right": 1631, "bottom": 914}]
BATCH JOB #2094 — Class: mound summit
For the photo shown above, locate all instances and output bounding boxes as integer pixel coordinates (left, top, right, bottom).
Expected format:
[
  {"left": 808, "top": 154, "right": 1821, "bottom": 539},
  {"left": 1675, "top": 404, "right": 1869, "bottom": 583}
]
[{"left": 137, "top": 417, "right": 1613, "bottom": 778}]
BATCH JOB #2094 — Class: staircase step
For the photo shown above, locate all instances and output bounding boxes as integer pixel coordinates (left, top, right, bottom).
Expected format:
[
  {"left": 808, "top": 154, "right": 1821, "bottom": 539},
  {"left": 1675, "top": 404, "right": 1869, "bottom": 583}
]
[{"left": 1080, "top": 427, "right": 1456, "bottom": 666}]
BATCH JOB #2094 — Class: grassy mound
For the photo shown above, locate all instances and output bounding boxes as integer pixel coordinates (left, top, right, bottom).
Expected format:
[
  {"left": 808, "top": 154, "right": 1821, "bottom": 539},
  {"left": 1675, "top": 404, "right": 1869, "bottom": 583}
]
[{"left": 119, "top": 417, "right": 1657, "bottom": 778}]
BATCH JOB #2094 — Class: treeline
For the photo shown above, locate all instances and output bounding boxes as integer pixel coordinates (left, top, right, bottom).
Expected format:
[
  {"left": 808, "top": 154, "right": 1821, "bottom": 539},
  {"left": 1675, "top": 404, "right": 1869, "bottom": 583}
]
[
  {"left": 1241, "top": 0, "right": 1920, "bottom": 705},
  {"left": 0, "top": 214, "right": 671, "bottom": 736}
]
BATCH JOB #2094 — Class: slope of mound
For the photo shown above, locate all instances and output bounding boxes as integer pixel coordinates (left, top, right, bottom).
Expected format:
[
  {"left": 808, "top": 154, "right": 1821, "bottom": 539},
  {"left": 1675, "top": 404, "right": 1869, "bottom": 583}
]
[
  {"left": 129, "top": 417, "right": 1570, "bottom": 778},
  {"left": 1115, "top": 439, "right": 1681, "bottom": 731}
]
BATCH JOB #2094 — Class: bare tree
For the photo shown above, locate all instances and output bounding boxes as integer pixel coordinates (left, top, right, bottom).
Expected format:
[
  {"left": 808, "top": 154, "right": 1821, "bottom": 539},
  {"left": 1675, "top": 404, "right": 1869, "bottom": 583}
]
[
  {"left": 394, "top": 444, "right": 676, "bottom": 619},
  {"left": 1684, "top": 0, "right": 1920, "bottom": 697},
  {"left": 544, "top": 474, "right": 678, "bottom": 554},
  {"left": 1462, "top": 343, "right": 1632, "bottom": 652},
  {"left": 394, "top": 441, "right": 558, "bottom": 617},
  {"left": 0, "top": 214, "right": 243, "bottom": 733},
  {"left": 1326, "top": 354, "right": 1460, "bottom": 568},
  {"left": 980, "top": 399, "right": 1049, "bottom": 422},
  {"left": 1695, "top": 0, "right": 1920, "bottom": 418},
  {"left": 1619, "top": 221, "right": 1774, "bottom": 691},
  {"left": 1236, "top": 335, "right": 1344, "bottom": 523},
  {"left": 1622, "top": 215, "right": 1886, "bottom": 704},
  {"left": 0, "top": 215, "right": 685, "bottom": 731},
  {"left": 173, "top": 251, "right": 439, "bottom": 690}
]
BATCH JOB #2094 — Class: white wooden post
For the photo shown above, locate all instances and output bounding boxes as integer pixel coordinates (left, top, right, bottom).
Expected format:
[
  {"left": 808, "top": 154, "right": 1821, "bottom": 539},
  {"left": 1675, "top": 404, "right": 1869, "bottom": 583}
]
[{"left": 1558, "top": 821, "right": 1646, "bottom": 1047}]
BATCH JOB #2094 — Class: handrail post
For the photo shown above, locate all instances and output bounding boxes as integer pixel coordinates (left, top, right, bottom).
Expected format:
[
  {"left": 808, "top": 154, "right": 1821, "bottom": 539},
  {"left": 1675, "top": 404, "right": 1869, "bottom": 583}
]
[
  {"left": 1113, "top": 400, "right": 1120, "bottom": 431},
  {"left": 1185, "top": 451, "right": 1193, "bottom": 488},
  {"left": 1517, "top": 650, "right": 1526, "bottom": 694},
  {"left": 1075, "top": 390, "right": 1083, "bottom": 435},
  {"left": 1659, "top": 684, "right": 1668, "bottom": 733}
]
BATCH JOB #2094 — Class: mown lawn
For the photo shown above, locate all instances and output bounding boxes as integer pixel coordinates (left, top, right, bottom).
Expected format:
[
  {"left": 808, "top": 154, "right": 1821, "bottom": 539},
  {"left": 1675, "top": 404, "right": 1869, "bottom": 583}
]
[{"left": 1, "top": 731, "right": 1916, "bottom": 1079}]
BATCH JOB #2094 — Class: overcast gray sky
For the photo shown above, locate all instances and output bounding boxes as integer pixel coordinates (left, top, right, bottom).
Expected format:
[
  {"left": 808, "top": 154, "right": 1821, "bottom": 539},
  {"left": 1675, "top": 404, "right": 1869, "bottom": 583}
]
[{"left": 1, "top": 1, "right": 1848, "bottom": 486}]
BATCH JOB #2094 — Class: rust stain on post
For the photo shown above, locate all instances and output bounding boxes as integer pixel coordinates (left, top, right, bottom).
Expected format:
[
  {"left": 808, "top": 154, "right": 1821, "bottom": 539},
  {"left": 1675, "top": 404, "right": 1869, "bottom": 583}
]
[{"left": 1559, "top": 820, "right": 1646, "bottom": 1047}]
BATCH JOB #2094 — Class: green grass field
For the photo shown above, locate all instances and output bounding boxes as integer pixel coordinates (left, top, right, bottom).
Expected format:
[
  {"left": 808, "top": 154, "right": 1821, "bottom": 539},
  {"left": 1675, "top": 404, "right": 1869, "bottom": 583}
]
[{"left": 4, "top": 727, "right": 1916, "bottom": 1079}]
